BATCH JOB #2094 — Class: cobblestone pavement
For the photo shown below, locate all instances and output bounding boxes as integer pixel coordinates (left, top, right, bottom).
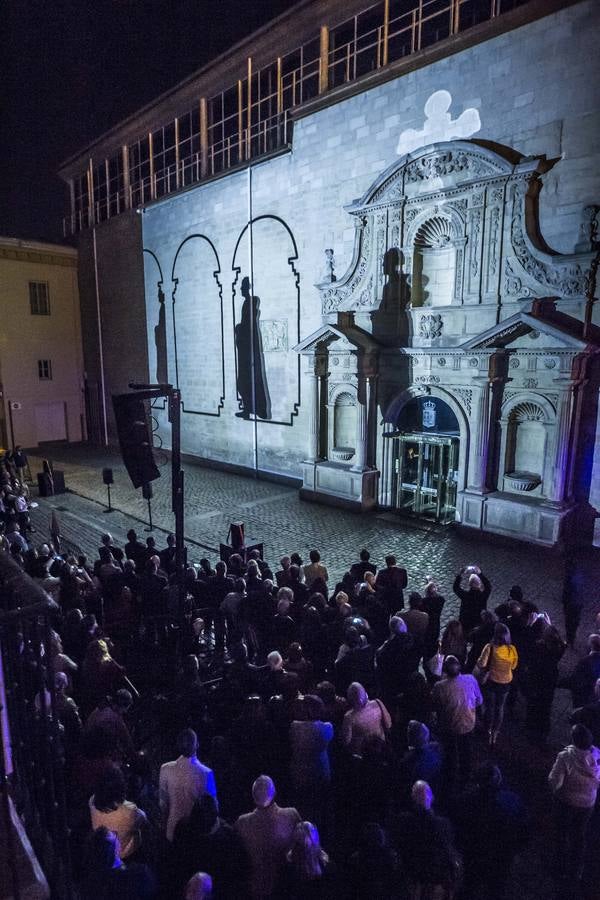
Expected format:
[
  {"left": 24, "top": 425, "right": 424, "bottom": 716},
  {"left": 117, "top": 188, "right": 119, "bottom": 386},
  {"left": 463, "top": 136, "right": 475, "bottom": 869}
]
[
  {"left": 23, "top": 444, "right": 600, "bottom": 899},
  {"left": 26, "top": 444, "right": 599, "bottom": 634}
]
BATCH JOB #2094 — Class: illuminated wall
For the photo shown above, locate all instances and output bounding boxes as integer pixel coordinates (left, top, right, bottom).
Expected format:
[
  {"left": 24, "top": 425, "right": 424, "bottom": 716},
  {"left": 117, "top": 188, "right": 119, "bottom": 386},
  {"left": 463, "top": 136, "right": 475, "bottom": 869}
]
[{"left": 140, "top": 0, "right": 600, "bottom": 484}]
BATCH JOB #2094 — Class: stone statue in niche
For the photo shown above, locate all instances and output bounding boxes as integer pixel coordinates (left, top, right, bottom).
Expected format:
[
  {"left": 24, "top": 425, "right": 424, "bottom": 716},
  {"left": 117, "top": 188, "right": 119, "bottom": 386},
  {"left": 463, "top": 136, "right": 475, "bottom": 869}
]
[
  {"left": 396, "top": 90, "right": 481, "bottom": 157},
  {"left": 321, "top": 248, "right": 336, "bottom": 283},
  {"left": 235, "top": 276, "right": 271, "bottom": 420},
  {"left": 261, "top": 319, "right": 288, "bottom": 352}
]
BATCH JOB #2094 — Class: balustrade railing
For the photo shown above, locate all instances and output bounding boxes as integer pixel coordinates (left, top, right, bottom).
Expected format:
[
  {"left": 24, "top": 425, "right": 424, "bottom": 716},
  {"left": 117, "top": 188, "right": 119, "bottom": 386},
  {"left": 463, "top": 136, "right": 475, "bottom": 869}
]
[{"left": 63, "top": 0, "right": 529, "bottom": 235}]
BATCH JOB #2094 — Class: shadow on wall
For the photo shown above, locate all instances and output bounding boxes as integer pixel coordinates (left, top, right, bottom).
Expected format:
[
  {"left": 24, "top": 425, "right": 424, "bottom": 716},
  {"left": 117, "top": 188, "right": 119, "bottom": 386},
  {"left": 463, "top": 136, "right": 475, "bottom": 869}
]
[
  {"left": 235, "top": 276, "right": 271, "bottom": 420},
  {"left": 371, "top": 247, "right": 414, "bottom": 347}
]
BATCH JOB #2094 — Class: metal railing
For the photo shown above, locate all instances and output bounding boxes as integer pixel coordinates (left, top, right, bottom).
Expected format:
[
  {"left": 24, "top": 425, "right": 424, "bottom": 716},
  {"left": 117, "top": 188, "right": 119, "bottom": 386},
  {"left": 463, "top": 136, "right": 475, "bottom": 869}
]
[
  {"left": 0, "top": 553, "right": 74, "bottom": 898},
  {"left": 63, "top": 0, "right": 528, "bottom": 235}
]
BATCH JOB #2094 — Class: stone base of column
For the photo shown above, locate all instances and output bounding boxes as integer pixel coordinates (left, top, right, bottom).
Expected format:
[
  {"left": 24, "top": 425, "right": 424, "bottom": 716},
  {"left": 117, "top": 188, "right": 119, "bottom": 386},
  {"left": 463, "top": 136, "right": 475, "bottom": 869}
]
[
  {"left": 300, "top": 461, "right": 379, "bottom": 511},
  {"left": 457, "top": 490, "right": 590, "bottom": 547}
]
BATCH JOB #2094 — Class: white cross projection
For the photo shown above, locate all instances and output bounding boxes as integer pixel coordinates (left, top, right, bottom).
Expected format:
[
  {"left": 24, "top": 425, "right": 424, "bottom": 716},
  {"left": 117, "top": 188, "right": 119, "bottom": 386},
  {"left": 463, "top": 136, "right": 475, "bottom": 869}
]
[{"left": 396, "top": 90, "right": 481, "bottom": 157}]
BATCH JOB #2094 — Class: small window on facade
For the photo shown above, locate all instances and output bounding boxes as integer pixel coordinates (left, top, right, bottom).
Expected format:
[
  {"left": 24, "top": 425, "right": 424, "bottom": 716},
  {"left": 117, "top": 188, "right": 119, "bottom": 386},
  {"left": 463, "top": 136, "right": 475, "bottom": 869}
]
[
  {"left": 29, "top": 281, "right": 50, "bottom": 315},
  {"left": 38, "top": 359, "right": 52, "bottom": 380}
]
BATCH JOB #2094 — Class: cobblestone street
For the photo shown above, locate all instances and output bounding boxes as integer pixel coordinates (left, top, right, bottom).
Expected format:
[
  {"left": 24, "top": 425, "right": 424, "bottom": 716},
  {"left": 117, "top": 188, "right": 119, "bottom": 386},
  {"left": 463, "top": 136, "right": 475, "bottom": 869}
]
[
  {"left": 27, "top": 444, "right": 598, "bottom": 635},
  {"left": 22, "top": 444, "right": 600, "bottom": 899}
]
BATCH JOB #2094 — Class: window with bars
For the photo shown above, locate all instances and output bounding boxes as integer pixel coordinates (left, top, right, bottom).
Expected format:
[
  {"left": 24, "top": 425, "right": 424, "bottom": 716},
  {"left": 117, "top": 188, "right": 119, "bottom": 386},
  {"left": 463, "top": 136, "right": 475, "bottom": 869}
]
[
  {"left": 38, "top": 359, "right": 53, "bottom": 380},
  {"left": 29, "top": 282, "right": 50, "bottom": 316}
]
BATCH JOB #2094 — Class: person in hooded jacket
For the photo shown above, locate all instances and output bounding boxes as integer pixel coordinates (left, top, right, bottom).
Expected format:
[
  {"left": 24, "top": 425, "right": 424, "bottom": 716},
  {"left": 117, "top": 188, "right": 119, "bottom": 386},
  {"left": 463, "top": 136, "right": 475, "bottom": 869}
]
[{"left": 548, "top": 724, "right": 600, "bottom": 884}]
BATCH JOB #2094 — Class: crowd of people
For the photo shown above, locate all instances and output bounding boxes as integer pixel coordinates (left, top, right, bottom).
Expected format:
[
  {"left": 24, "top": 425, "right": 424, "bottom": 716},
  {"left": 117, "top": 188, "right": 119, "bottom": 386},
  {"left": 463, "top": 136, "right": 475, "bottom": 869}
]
[{"left": 1, "top": 453, "right": 600, "bottom": 899}]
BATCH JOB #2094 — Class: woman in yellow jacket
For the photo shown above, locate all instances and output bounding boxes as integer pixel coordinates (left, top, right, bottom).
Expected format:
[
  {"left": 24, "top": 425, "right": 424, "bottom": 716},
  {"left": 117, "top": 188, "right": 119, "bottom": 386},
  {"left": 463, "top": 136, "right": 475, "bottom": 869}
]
[{"left": 477, "top": 622, "right": 518, "bottom": 746}]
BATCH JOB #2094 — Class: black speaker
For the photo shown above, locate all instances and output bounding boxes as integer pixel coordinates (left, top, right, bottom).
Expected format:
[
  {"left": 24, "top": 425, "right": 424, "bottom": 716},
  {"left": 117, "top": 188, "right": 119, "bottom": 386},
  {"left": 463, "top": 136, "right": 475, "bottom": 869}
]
[
  {"left": 220, "top": 541, "right": 263, "bottom": 564},
  {"left": 102, "top": 467, "right": 114, "bottom": 485},
  {"left": 112, "top": 394, "right": 161, "bottom": 490},
  {"left": 142, "top": 482, "right": 153, "bottom": 500}
]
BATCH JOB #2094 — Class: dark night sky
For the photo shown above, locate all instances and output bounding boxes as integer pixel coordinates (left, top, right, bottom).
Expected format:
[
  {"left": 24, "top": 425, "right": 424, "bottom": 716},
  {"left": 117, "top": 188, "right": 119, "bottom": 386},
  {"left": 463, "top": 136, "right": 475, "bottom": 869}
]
[{"left": 1, "top": 0, "right": 302, "bottom": 244}]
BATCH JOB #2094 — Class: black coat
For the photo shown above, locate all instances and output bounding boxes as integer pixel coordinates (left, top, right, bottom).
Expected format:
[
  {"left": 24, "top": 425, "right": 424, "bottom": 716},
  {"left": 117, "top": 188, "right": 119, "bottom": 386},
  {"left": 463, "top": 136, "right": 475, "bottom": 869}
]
[
  {"left": 171, "top": 817, "right": 249, "bottom": 898},
  {"left": 453, "top": 573, "right": 491, "bottom": 634},
  {"left": 567, "top": 651, "right": 600, "bottom": 707},
  {"left": 376, "top": 566, "right": 408, "bottom": 613},
  {"left": 376, "top": 633, "right": 420, "bottom": 701},
  {"left": 335, "top": 644, "right": 376, "bottom": 695}
]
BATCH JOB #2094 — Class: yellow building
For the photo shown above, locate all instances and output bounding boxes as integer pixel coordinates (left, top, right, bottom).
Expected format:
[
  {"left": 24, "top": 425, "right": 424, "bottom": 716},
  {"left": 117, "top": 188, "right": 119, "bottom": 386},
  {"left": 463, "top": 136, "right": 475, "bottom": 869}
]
[{"left": 0, "top": 237, "right": 85, "bottom": 450}]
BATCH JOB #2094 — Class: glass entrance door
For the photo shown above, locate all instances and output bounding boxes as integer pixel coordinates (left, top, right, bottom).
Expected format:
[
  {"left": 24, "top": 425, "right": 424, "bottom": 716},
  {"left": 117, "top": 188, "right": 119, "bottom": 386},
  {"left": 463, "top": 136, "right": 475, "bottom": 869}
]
[{"left": 395, "top": 433, "right": 458, "bottom": 524}]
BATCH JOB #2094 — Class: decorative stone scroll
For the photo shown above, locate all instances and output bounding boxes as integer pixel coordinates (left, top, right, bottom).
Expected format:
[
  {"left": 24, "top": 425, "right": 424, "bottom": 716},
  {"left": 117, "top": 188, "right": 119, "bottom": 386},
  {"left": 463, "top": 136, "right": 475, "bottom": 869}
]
[
  {"left": 509, "top": 183, "right": 589, "bottom": 298},
  {"left": 317, "top": 138, "right": 597, "bottom": 322}
]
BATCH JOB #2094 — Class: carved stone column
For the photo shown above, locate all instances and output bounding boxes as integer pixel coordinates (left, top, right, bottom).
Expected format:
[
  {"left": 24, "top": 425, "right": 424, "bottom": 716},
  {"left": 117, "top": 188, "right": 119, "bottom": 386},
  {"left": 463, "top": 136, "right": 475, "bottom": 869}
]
[
  {"left": 549, "top": 388, "right": 574, "bottom": 502},
  {"left": 304, "top": 357, "right": 322, "bottom": 464},
  {"left": 351, "top": 379, "right": 368, "bottom": 472},
  {"left": 308, "top": 372, "right": 320, "bottom": 462},
  {"left": 467, "top": 380, "right": 491, "bottom": 492},
  {"left": 366, "top": 374, "right": 378, "bottom": 468}
]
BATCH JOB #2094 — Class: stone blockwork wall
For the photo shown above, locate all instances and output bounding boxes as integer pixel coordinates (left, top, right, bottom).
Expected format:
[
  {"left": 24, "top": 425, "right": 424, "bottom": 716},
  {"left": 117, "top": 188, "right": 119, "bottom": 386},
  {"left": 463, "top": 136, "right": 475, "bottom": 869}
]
[{"left": 141, "top": 0, "right": 600, "bottom": 478}]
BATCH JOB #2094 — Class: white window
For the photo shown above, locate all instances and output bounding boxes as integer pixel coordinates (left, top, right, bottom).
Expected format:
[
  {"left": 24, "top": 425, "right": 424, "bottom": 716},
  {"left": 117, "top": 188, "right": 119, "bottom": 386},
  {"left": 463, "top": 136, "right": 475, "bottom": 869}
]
[
  {"left": 29, "top": 281, "right": 50, "bottom": 315},
  {"left": 38, "top": 359, "right": 52, "bottom": 380}
]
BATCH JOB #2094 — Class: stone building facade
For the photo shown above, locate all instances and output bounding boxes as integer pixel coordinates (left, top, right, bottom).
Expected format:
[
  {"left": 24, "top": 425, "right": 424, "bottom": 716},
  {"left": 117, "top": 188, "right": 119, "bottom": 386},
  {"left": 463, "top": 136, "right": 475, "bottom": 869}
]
[
  {"left": 60, "top": 0, "right": 600, "bottom": 545},
  {"left": 0, "top": 238, "right": 85, "bottom": 450},
  {"left": 296, "top": 140, "right": 599, "bottom": 545}
]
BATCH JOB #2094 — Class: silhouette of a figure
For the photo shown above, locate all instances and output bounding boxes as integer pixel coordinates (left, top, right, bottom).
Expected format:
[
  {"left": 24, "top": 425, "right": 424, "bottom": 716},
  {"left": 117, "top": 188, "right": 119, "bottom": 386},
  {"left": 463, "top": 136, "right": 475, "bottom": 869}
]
[
  {"left": 235, "top": 276, "right": 271, "bottom": 420},
  {"left": 154, "top": 285, "right": 168, "bottom": 384},
  {"left": 371, "top": 248, "right": 413, "bottom": 347}
]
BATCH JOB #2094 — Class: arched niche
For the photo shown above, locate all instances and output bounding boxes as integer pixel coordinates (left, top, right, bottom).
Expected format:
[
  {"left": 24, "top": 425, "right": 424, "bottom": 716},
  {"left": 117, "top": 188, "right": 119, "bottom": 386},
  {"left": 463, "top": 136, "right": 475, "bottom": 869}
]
[
  {"left": 328, "top": 384, "right": 357, "bottom": 463},
  {"left": 170, "top": 234, "right": 225, "bottom": 417},
  {"left": 500, "top": 399, "right": 551, "bottom": 495},
  {"left": 411, "top": 216, "right": 458, "bottom": 307},
  {"left": 231, "top": 215, "right": 301, "bottom": 425}
]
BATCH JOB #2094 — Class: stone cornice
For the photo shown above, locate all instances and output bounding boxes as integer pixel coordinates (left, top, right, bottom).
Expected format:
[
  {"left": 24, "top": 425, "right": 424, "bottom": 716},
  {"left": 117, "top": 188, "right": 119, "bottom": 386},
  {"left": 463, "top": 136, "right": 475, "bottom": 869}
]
[{"left": 0, "top": 246, "right": 77, "bottom": 268}]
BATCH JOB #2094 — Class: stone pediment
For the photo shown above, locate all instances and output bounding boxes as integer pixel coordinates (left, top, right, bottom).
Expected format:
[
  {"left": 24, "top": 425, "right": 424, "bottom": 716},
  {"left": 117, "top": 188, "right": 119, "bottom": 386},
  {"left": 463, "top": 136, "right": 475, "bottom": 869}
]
[
  {"left": 294, "top": 321, "right": 380, "bottom": 354},
  {"left": 317, "top": 139, "right": 596, "bottom": 323},
  {"left": 460, "top": 308, "right": 595, "bottom": 352},
  {"left": 348, "top": 140, "right": 539, "bottom": 210}
]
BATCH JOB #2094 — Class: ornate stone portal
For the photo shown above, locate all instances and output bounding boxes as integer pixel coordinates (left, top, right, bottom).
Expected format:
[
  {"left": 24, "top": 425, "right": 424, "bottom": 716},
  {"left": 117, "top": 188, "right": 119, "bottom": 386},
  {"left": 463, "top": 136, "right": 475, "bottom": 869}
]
[{"left": 295, "top": 140, "right": 600, "bottom": 544}]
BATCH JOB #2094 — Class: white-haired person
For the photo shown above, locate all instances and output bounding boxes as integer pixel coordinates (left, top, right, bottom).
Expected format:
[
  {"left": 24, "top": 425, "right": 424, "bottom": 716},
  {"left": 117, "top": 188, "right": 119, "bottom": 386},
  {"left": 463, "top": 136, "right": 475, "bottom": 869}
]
[
  {"left": 235, "top": 775, "right": 301, "bottom": 898},
  {"left": 392, "top": 780, "right": 461, "bottom": 900},
  {"left": 341, "top": 681, "right": 391, "bottom": 757},
  {"left": 453, "top": 564, "right": 492, "bottom": 636},
  {"left": 184, "top": 871, "right": 213, "bottom": 900}
]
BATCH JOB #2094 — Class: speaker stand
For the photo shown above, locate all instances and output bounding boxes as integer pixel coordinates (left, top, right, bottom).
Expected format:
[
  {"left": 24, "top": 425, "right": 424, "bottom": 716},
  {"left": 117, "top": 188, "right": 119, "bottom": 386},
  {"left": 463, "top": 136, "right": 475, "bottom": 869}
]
[
  {"left": 104, "top": 484, "right": 114, "bottom": 513},
  {"left": 145, "top": 497, "right": 154, "bottom": 531}
]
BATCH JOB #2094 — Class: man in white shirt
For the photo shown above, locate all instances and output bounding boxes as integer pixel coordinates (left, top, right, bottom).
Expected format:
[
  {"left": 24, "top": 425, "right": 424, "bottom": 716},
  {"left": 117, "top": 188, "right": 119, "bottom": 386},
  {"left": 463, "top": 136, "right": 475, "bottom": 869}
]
[
  {"left": 159, "top": 728, "right": 217, "bottom": 841},
  {"left": 432, "top": 655, "right": 482, "bottom": 786}
]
